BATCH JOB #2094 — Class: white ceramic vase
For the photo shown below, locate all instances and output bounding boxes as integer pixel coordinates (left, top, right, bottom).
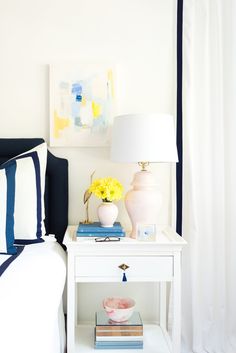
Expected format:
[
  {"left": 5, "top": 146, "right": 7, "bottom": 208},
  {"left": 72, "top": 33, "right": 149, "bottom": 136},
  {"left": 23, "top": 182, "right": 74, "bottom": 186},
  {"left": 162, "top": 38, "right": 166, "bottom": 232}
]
[{"left": 97, "top": 202, "right": 118, "bottom": 227}]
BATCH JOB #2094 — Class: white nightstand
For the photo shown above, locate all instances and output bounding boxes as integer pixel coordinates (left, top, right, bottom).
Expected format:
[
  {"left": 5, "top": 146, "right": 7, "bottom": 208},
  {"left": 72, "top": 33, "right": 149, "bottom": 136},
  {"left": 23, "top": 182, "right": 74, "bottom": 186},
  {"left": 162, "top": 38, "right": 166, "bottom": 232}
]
[{"left": 63, "top": 225, "right": 186, "bottom": 353}]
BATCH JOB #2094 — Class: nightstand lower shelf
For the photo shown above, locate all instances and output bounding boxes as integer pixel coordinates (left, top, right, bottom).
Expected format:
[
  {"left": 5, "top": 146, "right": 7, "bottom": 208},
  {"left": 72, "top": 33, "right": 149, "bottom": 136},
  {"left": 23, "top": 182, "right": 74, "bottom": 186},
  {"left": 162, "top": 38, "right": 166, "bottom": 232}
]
[{"left": 74, "top": 324, "right": 172, "bottom": 353}]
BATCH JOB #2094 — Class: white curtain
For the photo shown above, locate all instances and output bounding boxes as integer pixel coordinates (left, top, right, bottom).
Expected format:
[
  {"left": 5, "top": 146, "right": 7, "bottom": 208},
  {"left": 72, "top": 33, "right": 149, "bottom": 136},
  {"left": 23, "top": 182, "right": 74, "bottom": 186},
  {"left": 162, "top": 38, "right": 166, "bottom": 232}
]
[{"left": 182, "top": 1, "right": 236, "bottom": 352}]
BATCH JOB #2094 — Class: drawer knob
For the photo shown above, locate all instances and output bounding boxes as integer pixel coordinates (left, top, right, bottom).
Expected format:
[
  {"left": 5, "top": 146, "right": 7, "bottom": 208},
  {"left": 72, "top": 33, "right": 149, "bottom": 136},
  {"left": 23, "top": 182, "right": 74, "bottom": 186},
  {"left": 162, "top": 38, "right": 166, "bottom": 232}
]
[
  {"left": 118, "top": 264, "right": 129, "bottom": 271},
  {"left": 118, "top": 263, "right": 129, "bottom": 282}
]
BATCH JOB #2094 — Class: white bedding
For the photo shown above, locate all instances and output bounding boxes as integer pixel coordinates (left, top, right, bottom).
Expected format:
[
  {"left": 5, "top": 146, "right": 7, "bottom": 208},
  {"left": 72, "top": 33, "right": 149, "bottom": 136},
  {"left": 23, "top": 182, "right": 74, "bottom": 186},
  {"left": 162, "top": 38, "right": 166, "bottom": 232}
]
[{"left": 0, "top": 238, "right": 66, "bottom": 353}]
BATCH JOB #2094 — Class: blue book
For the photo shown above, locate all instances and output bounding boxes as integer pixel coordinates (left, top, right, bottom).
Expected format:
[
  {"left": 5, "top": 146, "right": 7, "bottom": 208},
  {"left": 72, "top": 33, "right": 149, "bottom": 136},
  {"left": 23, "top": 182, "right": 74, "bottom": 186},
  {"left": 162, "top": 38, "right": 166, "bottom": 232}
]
[
  {"left": 77, "top": 232, "right": 125, "bottom": 238},
  {"left": 77, "top": 222, "right": 124, "bottom": 234},
  {"left": 95, "top": 342, "right": 143, "bottom": 349},
  {"left": 95, "top": 345, "right": 143, "bottom": 349},
  {"left": 95, "top": 341, "right": 143, "bottom": 346}
]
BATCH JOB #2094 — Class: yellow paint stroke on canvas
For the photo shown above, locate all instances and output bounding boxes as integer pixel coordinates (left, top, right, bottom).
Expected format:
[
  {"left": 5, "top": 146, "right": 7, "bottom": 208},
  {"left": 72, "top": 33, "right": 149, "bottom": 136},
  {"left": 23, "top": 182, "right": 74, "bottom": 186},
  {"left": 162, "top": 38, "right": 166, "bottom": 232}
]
[
  {"left": 92, "top": 101, "right": 102, "bottom": 118},
  {"left": 54, "top": 111, "right": 70, "bottom": 138},
  {"left": 107, "top": 69, "right": 115, "bottom": 98},
  {"left": 81, "top": 96, "right": 87, "bottom": 106}
]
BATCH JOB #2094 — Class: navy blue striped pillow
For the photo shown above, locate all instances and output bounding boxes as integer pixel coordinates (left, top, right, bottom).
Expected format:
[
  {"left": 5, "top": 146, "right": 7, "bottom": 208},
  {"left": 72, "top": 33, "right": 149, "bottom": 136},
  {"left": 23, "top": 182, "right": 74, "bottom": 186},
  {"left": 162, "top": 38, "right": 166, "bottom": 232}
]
[
  {"left": 0, "top": 163, "right": 17, "bottom": 254},
  {"left": 0, "top": 143, "right": 47, "bottom": 247}
]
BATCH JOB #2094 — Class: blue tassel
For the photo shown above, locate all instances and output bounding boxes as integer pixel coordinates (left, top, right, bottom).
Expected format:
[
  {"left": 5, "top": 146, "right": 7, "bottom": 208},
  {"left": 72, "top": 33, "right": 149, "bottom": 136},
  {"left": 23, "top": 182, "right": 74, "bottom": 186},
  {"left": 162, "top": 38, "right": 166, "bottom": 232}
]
[{"left": 122, "top": 272, "right": 127, "bottom": 282}]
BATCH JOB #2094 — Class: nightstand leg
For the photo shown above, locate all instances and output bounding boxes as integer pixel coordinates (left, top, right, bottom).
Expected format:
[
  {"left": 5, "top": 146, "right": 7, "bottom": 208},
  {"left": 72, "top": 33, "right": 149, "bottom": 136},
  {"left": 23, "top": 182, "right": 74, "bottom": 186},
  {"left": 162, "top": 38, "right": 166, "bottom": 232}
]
[
  {"left": 160, "top": 282, "right": 167, "bottom": 330},
  {"left": 67, "top": 253, "right": 75, "bottom": 353},
  {"left": 172, "top": 253, "right": 181, "bottom": 353}
]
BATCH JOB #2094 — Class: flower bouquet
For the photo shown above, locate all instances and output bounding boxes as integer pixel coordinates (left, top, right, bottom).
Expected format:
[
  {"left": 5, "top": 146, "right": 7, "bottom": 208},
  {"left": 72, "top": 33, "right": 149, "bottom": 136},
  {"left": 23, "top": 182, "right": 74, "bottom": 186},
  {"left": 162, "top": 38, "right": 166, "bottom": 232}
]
[{"left": 89, "top": 177, "right": 123, "bottom": 227}]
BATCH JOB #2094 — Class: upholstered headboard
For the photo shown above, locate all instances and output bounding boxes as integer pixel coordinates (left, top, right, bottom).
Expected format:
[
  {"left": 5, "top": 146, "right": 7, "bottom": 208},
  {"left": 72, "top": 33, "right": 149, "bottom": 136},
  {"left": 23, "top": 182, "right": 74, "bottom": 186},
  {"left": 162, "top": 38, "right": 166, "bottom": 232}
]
[{"left": 0, "top": 138, "right": 68, "bottom": 245}]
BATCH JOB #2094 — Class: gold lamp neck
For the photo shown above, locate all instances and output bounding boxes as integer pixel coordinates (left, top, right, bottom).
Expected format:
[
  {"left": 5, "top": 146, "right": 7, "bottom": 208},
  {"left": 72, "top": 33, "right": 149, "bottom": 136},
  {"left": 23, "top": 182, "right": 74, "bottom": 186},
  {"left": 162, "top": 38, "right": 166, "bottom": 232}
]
[{"left": 138, "top": 161, "right": 150, "bottom": 171}]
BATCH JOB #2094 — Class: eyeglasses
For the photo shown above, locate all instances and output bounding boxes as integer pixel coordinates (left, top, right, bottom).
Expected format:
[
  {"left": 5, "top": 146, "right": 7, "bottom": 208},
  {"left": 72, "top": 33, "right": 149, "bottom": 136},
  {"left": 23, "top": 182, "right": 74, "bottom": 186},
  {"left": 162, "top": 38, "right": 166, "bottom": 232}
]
[{"left": 95, "top": 236, "right": 121, "bottom": 242}]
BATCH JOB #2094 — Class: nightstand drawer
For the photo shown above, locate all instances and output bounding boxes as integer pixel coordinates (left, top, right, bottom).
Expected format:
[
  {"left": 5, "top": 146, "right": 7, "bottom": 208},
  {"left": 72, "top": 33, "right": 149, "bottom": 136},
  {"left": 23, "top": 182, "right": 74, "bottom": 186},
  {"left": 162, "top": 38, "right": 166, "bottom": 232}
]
[{"left": 74, "top": 256, "right": 173, "bottom": 282}]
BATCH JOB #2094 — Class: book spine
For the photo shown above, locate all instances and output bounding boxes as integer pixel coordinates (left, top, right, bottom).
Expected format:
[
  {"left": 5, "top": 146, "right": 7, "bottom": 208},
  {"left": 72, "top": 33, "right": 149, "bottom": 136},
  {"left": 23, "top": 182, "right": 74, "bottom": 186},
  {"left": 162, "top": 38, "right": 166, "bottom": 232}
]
[
  {"left": 78, "top": 229, "right": 124, "bottom": 233},
  {"left": 96, "top": 326, "right": 143, "bottom": 331},
  {"left": 95, "top": 346, "right": 143, "bottom": 350},
  {"left": 77, "top": 232, "right": 125, "bottom": 237},
  {"left": 94, "top": 342, "right": 143, "bottom": 349},
  {"left": 95, "top": 336, "right": 143, "bottom": 341},
  {"left": 96, "top": 330, "right": 143, "bottom": 336},
  {"left": 95, "top": 341, "right": 143, "bottom": 346}
]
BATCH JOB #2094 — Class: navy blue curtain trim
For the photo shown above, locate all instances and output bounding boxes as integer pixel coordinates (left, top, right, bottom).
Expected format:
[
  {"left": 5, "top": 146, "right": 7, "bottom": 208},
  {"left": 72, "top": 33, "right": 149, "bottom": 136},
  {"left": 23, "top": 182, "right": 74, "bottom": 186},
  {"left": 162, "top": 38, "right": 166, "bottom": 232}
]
[
  {"left": 0, "top": 246, "right": 25, "bottom": 277},
  {"left": 176, "top": 0, "right": 183, "bottom": 235}
]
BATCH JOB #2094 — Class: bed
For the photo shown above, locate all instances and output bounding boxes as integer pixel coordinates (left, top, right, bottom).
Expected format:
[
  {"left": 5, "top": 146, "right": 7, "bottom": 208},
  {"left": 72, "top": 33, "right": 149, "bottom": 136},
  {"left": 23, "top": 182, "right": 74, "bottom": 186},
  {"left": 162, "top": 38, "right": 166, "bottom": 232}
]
[{"left": 0, "top": 138, "right": 68, "bottom": 353}]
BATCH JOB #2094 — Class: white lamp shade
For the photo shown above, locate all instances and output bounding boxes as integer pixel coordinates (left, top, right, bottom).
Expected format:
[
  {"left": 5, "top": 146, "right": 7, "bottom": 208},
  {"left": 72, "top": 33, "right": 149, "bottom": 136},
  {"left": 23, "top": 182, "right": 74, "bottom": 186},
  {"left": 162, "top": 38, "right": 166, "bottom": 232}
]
[{"left": 110, "top": 114, "right": 178, "bottom": 163}]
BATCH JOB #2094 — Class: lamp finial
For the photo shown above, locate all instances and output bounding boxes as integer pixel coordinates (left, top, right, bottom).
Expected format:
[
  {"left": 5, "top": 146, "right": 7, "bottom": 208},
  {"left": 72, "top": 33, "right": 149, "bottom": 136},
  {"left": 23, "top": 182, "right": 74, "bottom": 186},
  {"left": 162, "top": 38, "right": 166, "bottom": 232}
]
[{"left": 138, "top": 161, "right": 149, "bottom": 171}]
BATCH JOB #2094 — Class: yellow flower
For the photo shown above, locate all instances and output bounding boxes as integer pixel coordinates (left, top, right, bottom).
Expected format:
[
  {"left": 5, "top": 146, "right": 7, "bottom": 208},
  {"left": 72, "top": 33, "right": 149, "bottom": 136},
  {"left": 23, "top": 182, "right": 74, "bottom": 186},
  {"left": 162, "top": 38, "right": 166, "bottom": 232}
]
[{"left": 89, "top": 177, "right": 123, "bottom": 202}]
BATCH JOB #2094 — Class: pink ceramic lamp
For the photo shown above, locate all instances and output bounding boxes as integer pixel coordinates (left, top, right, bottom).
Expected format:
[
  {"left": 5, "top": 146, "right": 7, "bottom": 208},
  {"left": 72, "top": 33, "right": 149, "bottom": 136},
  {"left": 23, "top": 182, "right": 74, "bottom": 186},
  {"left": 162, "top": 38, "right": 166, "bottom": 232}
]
[{"left": 110, "top": 114, "right": 178, "bottom": 238}]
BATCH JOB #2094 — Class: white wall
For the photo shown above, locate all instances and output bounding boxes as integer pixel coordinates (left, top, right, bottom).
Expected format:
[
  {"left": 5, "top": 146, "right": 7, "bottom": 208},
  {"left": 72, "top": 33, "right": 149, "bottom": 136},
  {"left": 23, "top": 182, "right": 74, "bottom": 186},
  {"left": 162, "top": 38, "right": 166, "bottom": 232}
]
[{"left": 0, "top": 0, "right": 176, "bottom": 321}]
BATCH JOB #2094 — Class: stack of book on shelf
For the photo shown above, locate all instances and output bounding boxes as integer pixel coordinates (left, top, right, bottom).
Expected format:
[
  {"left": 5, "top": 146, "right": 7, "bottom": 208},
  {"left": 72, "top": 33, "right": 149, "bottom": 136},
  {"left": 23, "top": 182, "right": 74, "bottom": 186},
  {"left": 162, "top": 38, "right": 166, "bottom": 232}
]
[
  {"left": 77, "top": 222, "right": 125, "bottom": 238},
  {"left": 94, "top": 311, "right": 143, "bottom": 349}
]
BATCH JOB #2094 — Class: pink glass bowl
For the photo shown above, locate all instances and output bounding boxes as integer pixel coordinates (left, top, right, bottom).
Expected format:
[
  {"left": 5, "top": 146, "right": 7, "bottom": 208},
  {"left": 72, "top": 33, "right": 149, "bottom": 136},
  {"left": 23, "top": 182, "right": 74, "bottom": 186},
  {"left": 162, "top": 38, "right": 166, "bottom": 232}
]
[{"left": 103, "top": 297, "right": 135, "bottom": 322}]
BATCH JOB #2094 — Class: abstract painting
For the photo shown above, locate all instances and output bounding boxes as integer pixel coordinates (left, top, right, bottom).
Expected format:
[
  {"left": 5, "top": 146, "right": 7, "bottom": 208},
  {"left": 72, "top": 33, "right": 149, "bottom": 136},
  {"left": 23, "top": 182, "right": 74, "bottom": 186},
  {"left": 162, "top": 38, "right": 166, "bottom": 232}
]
[{"left": 50, "top": 63, "right": 115, "bottom": 146}]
